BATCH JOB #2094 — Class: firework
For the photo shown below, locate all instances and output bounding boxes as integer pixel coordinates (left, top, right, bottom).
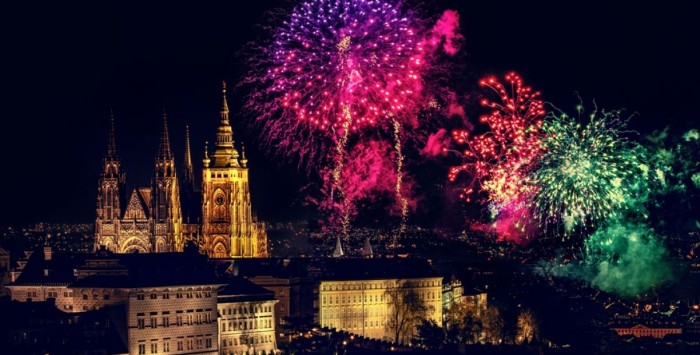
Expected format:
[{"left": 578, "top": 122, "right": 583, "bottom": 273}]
[
  {"left": 247, "top": 0, "right": 427, "bottom": 166},
  {"left": 449, "top": 72, "right": 544, "bottom": 243},
  {"left": 244, "top": 0, "right": 460, "bottom": 236},
  {"left": 532, "top": 104, "right": 642, "bottom": 233}
]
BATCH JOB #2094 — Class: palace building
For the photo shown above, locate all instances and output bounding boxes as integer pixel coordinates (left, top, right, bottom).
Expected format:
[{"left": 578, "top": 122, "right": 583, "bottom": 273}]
[{"left": 94, "top": 82, "right": 268, "bottom": 258}]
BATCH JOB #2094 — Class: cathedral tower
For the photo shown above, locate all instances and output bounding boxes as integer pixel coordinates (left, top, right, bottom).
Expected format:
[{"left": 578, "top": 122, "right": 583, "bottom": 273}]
[
  {"left": 152, "top": 111, "right": 183, "bottom": 252},
  {"left": 201, "top": 82, "right": 267, "bottom": 258},
  {"left": 95, "top": 110, "right": 124, "bottom": 252}
]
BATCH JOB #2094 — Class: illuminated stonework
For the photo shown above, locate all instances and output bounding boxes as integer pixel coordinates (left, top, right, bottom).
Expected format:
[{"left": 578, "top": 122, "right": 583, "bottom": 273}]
[
  {"left": 95, "top": 84, "right": 268, "bottom": 257},
  {"left": 318, "top": 277, "right": 442, "bottom": 344}
]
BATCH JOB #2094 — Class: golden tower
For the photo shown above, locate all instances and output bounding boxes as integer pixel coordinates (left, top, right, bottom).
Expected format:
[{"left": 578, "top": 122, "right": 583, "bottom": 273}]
[
  {"left": 152, "top": 111, "right": 183, "bottom": 252},
  {"left": 201, "top": 82, "right": 268, "bottom": 258}
]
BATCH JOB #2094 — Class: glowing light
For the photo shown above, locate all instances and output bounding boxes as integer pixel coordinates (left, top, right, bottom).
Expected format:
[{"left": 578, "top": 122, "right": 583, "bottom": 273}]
[
  {"left": 449, "top": 72, "right": 544, "bottom": 243},
  {"left": 532, "top": 105, "right": 639, "bottom": 233}
]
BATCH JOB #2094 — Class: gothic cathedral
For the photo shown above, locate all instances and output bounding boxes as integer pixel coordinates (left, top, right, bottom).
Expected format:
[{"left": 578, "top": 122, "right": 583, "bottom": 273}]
[{"left": 94, "top": 83, "right": 268, "bottom": 258}]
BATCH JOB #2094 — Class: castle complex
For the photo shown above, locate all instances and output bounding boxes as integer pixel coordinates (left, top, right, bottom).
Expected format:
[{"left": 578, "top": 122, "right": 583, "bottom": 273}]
[{"left": 94, "top": 83, "right": 268, "bottom": 258}]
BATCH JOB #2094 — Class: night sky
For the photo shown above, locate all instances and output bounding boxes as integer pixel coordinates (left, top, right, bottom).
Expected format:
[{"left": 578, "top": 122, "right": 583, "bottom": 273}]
[{"left": 2, "top": 1, "right": 697, "bottom": 225}]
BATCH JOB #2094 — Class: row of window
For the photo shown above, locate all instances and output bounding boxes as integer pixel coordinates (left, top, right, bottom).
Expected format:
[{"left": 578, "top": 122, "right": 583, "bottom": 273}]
[
  {"left": 211, "top": 172, "right": 244, "bottom": 178},
  {"left": 321, "top": 280, "right": 440, "bottom": 292},
  {"left": 136, "top": 309, "right": 214, "bottom": 328},
  {"left": 221, "top": 304, "right": 273, "bottom": 315},
  {"left": 222, "top": 334, "right": 274, "bottom": 347},
  {"left": 223, "top": 318, "right": 273, "bottom": 332},
  {"left": 136, "top": 290, "right": 212, "bottom": 300},
  {"left": 137, "top": 335, "right": 213, "bottom": 354},
  {"left": 325, "top": 319, "right": 386, "bottom": 329},
  {"left": 322, "top": 291, "right": 438, "bottom": 305}
]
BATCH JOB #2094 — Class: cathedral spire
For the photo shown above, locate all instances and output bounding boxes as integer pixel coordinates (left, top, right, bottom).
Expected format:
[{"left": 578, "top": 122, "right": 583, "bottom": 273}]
[
  {"left": 240, "top": 143, "right": 248, "bottom": 168},
  {"left": 203, "top": 141, "right": 211, "bottom": 167},
  {"left": 211, "top": 81, "right": 239, "bottom": 167},
  {"left": 220, "top": 80, "right": 229, "bottom": 124},
  {"left": 158, "top": 109, "right": 173, "bottom": 160},
  {"left": 183, "top": 125, "right": 194, "bottom": 186},
  {"left": 106, "top": 109, "right": 118, "bottom": 159}
]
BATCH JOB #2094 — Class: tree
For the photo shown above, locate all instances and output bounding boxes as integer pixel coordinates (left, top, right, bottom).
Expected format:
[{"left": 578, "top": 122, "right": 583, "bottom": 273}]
[
  {"left": 385, "top": 280, "right": 429, "bottom": 344},
  {"left": 516, "top": 308, "right": 538, "bottom": 344},
  {"left": 413, "top": 319, "right": 445, "bottom": 350}
]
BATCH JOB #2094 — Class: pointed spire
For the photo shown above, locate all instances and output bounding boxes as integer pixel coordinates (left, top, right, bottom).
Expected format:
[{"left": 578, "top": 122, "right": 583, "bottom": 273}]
[
  {"left": 221, "top": 80, "right": 229, "bottom": 122},
  {"left": 106, "top": 109, "right": 118, "bottom": 158},
  {"left": 183, "top": 125, "right": 194, "bottom": 185},
  {"left": 203, "top": 140, "right": 211, "bottom": 167},
  {"left": 158, "top": 109, "right": 173, "bottom": 160},
  {"left": 240, "top": 143, "right": 248, "bottom": 168},
  {"left": 332, "top": 235, "right": 344, "bottom": 258},
  {"left": 211, "top": 81, "right": 239, "bottom": 167},
  {"left": 361, "top": 236, "right": 374, "bottom": 258}
]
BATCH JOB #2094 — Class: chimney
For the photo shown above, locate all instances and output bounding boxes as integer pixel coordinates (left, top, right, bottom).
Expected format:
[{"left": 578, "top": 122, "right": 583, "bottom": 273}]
[{"left": 44, "top": 246, "right": 52, "bottom": 261}]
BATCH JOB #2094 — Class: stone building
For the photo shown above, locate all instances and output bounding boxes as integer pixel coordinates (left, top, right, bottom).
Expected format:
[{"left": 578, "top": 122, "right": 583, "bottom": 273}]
[
  {"left": 218, "top": 276, "right": 279, "bottom": 355},
  {"left": 7, "top": 247, "right": 279, "bottom": 354},
  {"left": 94, "top": 83, "right": 267, "bottom": 258}
]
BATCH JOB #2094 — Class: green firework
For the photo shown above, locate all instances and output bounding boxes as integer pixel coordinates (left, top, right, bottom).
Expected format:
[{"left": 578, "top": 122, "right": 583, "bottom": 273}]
[{"left": 533, "top": 105, "right": 642, "bottom": 232}]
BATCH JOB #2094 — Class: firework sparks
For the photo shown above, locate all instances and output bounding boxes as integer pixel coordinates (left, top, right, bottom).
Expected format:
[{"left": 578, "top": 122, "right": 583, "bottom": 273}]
[
  {"left": 533, "top": 104, "right": 641, "bottom": 233},
  {"left": 449, "top": 72, "right": 544, "bottom": 243},
  {"left": 244, "top": 0, "right": 460, "bottom": 236}
]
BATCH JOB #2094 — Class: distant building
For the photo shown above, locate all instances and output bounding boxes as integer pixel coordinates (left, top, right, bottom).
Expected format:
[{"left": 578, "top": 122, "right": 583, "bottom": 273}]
[
  {"left": 462, "top": 287, "right": 488, "bottom": 311},
  {"left": 441, "top": 277, "right": 464, "bottom": 311},
  {"left": 6, "top": 247, "right": 279, "bottom": 355},
  {"left": 225, "top": 257, "right": 443, "bottom": 345},
  {"left": 218, "top": 276, "right": 279, "bottom": 355},
  {"left": 612, "top": 323, "right": 682, "bottom": 339},
  {"left": 219, "top": 258, "right": 313, "bottom": 344},
  {"left": 94, "top": 82, "right": 267, "bottom": 258},
  {"left": 313, "top": 258, "right": 442, "bottom": 344}
]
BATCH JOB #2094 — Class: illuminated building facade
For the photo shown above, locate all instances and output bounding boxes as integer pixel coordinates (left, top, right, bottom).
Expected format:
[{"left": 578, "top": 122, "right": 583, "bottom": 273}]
[
  {"left": 7, "top": 248, "right": 282, "bottom": 354},
  {"left": 318, "top": 277, "right": 442, "bottom": 343},
  {"left": 94, "top": 83, "right": 267, "bottom": 258},
  {"left": 217, "top": 277, "right": 279, "bottom": 355},
  {"left": 312, "top": 258, "right": 443, "bottom": 344},
  {"left": 612, "top": 323, "right": 682, "bottom": 339}
]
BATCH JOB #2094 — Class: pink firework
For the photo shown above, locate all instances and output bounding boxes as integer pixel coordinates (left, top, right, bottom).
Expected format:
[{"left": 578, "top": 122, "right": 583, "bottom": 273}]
[
  {"left": 448, "top": 72, "right": 545, "bottom": 244},
  {"left": 244, "top": 0, "right": 433, "bottom": 169}
]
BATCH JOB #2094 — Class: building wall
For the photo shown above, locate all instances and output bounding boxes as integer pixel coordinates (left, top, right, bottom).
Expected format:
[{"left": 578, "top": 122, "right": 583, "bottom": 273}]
[
  {"left": 317, "top": 277, "right": 442, "bottom": 343},
  {"left": 127, "top": 286, "right": 219, "bottom": 355},
  {"left": 612, "top": 325, "right": 682, "bottom": 339},
  {"left": 246, "top": 276, "right": 291, "bottom": 340},
  {"left": 218, "top": 299, "right": 278, "bottom": 355},
  {"left": 70, "top": 287, "right": 129, "bottom": 312}
]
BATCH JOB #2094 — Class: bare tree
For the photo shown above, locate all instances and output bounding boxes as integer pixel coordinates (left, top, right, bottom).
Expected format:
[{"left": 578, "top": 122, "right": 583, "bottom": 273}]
[{"left": 385, "top": 280, "right": 428, "bottom": 344}]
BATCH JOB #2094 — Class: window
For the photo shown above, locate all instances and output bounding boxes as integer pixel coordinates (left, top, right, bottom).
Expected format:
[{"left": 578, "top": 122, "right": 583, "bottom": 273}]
[
  {"left": 150, "top": 293, "right": 157, "bottom": 299},
  {"left": 151, "top": 342, "right": 157, "bottom": 353},
  {"left": 151, "top": 317, "right": 157, "bottom": 328},
  {"left": 104, "top": 294, "right": 110, "bottom": 300},
  {"left": 137, "top": 318, "right": 145, "bottom": 329},
  {"left": 163, "top": 340, "right": 170, "bottom": 352},
  {"left": 137, "top": 294, "right": 144, "bottom": 300},
  {"left": 163, "top": 293, "right": 170, "bottom": 299},
  {"left": 83, "top": 294, "right": 88, "bottom": 300},
  {"left": 177, "top": 341, "right": 183, "bottom": 351},
  {"left": 163, "top": 316, "right": 170, "bottom": 327},
  {"left": 206, "top": 338, "right": 212, "bottom": 348},
  {"left": 138, "top": 344, "right": 146, "bottom": 354}
]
